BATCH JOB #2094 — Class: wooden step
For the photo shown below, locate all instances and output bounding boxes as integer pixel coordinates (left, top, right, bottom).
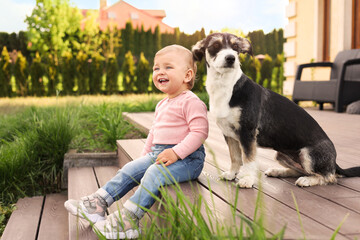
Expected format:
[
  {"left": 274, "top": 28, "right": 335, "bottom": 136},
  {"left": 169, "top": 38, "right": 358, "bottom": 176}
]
[
  {"left": 123, "top": 111, "right": 360, "bottom": 239},
  {"left": 116, "top": 139, "right": 246, "bottom": 233},
  {"left": 2, "top": 193, "right": 68, "bottom": 240},
  {"left": 38, "top": 193, "right": 68, "bottom": 240},
  {"left": 2, "top": 196, "right": 43, "bottom": 240},
  {"left": 67, "top": 167, "right": 99, "bottom": 240},
  {"left": 65, "top": 139, "right": 151, "bottom": 240}
]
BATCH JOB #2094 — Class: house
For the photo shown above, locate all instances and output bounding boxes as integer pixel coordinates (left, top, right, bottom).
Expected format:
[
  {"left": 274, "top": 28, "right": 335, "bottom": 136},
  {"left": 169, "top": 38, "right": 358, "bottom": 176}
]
[
  {"left": 283, "top": 0, "right": 360, "bottom": 95},
  {"left": 81, "top": 0, "right": 174, "bottom": 34}
]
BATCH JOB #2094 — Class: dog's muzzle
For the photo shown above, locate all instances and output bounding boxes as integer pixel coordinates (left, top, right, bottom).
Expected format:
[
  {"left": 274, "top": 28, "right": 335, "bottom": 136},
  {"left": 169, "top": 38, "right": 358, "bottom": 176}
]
[{"left": 225, "top": 54, "right": 235, "bottom": 67}]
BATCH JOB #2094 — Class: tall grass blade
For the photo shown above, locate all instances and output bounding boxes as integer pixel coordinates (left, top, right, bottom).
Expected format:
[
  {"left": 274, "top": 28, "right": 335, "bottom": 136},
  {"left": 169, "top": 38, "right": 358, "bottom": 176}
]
[
  {"left": 330, "top": 213, "right": 349, "bottom": 240},
  {"left": 291, "top": 190, "right": 306, "bottom": 240}
]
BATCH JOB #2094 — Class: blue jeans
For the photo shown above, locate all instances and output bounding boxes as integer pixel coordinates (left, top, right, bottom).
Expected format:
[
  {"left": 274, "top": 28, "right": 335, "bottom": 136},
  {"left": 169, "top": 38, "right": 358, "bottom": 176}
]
[{"left": 98, "top": 144, "right": 205, "bottom": 219}]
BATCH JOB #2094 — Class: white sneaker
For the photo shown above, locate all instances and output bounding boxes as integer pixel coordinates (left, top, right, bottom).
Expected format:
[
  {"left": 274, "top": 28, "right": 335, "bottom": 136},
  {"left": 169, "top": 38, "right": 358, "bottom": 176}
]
[
  {"left": 64, "top": 193, "right": 107, "bottom": 223},
  {"left": 93, "top": 208, "right": 140, "bottom": 239}
]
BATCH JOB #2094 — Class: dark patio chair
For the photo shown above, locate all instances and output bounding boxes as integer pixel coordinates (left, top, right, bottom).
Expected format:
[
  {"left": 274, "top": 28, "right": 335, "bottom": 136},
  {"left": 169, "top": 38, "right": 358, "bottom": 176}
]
[{"left": 292, "top": 49, "right": 360, "bottom": 112}]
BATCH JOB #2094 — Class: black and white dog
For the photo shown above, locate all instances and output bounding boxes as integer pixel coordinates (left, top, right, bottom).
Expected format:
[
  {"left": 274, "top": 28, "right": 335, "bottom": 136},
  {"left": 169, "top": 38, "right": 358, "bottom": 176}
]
[{"left": 192, "top": 33, "right": 360, "bottom": 188}]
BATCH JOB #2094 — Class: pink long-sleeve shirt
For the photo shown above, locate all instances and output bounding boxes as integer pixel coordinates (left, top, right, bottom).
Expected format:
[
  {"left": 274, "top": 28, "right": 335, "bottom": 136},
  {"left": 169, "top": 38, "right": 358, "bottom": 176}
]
[{"left": 142, "top": 91, "right": 209, "bottom": 159}]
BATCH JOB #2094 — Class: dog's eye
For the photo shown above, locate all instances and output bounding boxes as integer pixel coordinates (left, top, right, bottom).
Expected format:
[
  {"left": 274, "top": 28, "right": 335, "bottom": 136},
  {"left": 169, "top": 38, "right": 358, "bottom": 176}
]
[
  {"left": 213, "top": 43, "right": 220, "bottom": 49},
  {"left": 232, "top": 44, "right": 239, "bottom": 51}
]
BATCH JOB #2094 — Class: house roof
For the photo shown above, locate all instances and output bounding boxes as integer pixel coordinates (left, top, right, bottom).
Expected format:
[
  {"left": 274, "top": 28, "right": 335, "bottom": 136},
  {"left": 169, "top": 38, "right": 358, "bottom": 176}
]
[{"left": 81, "top": 0, "right": 174, "bottom": 33}]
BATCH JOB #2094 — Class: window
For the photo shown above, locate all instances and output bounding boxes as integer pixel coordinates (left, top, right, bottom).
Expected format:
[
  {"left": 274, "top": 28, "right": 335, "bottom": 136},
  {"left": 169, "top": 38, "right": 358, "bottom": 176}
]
[
  {"left": 108, "top": 12, "right": 116, "bottom": 19},
  {"left": 323, "top": 0, "right": 331, "bottom": 61},
  {"left": 130, "top": 12, "right": 139, "bottom": 20},
  {"left": 352, "top": 0, "right": 360, "bottom": 49}
]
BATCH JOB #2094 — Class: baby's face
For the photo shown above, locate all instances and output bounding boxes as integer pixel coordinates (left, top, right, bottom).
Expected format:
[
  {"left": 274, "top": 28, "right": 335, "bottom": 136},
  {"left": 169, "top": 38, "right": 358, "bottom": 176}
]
[{"left": 153, "top": 50, "right": 191, "bottom": 98}]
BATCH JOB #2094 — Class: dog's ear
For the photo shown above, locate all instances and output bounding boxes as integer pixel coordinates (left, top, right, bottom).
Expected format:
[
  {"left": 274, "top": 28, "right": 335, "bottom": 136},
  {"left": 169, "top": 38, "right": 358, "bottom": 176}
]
[
  {"left": 192, "top": 39, "right": 206, "bottom": 62},
  {"left": 239, "top": 37, "right": 253, "bottom": 56}
]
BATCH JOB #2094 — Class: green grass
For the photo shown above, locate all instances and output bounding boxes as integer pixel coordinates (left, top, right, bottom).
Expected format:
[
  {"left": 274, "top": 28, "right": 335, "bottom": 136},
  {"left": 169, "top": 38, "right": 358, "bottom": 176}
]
[
  {"left": 0, "top": 94, "right": 171, "bottom": 236},
  {"left": 0, "top": 92, "right": 210, "bottom": 236}
]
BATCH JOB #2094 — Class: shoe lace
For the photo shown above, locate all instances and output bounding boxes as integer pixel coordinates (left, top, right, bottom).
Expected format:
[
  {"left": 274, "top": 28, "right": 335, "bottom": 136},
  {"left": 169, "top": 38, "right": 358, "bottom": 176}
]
[
  {"left": 81, "top": 193, "right": 107, "bottom": 212},
  {"left": 106, "top": 209, "right": 138, "bottom": 232}
]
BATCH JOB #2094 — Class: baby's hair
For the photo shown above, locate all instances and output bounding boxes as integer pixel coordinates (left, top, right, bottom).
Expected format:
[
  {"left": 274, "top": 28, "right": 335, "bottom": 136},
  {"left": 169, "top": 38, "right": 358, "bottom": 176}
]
[{"left": 155, "top": 45, "right": 197, "bottom": 89}]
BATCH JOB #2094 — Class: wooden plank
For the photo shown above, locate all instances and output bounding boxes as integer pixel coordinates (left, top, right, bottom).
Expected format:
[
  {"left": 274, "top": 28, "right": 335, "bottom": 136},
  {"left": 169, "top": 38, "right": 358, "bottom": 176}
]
[
  {"left": 124, "top": 111, "right": 360, "bottom": 237},
  {"left": 37, "top": 193, "right": 69, "bottom": 240},
  {"left": 94, "top": 166, "right": 153, "bottom": 229},
  {"left": 234, "top": 149, "right": 360, "bottom": 236},
  {"left": 116, "top": 139, "right": 146, "bottom": 168},
  {"left": 160, "top": 181, "right": 250, "bottom": 237},
  {"left": 123, "top": 112, "right": 153, "bottom": 134},
  {"left": 1, "top": 196, "right": 43, "bottom": 240},
  {"left": 124, "top": 114, "right": 335, "bottom": 238},
  {"left": 94, "top": 166, "right": 134, "bottom": 214},
  {"left": 115, "top": 138, "right": 248, "bottom": 236},
  {"left": 199, "top": 162, "right": 344, "bottom": 239},
  {"left": 68, "top": 167, "right": 99, "bottom": 240}
]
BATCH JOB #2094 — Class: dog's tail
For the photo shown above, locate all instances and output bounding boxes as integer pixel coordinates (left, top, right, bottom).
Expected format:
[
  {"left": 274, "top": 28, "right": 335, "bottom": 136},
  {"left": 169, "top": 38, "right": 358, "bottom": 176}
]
[{"left": 336, "top": 164, "right": 360, "bottom": 177}]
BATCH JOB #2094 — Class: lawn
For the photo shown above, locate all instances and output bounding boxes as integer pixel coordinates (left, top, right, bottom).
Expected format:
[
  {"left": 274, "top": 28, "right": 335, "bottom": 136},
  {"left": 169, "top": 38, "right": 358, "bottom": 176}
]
[{"left": 0, "top": 94, "right": 165, "bottom": 235}]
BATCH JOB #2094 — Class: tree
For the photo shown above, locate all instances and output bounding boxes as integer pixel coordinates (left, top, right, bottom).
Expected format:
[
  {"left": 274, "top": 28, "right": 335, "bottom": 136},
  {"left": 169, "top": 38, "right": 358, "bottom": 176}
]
[
  {"left": 122, "top": 21, "right": 134, "bottom": 54},
  {"left": 272, "top": 53, "right": 285, "bottom": 94},
  {"left": 25, "top": 0, "right": 82, "bottom": 62},
  {"left": 61, "top": 51, "right": 75, "bottom": 95},
  {"left": 45, "top": 53, "right": 58, "bottom": 96},
  {"left": 9, "top": 33, "right": 19, "bottom": 52},
  {"left": 80, "top": 10, "right": 102, "bottom": 56},
  {"left": 193, "top": 60, "right": 206, "bottom": 92},
  {"left": 122, "top": 51, "right": 135, "bottom": 93},
  {"left": 153, "top": 25, "right": 161, "bottom": 55},
  {"left": 89, "top": 52, "right": 105, "bottom": 94},
  {"left": 0, "top": 33, "right": 9, "bottom": 52},
  {"left": 138, "top": 25, "right": 146, "bottom": 57},
  {"left": 14, "top": 52, "right": 29, "bottom": 96},
  {"left": 247, "top": 30, "right": 265, "bottom": 55},
  {"left": 106, "top": 53, "right": 118, "bottom": 94},
  {"left": 260, "top": 54, "right": 273, "bottom": 88},
  {"left": 135, "top": 52, "right": 150, "bottom": 93},
  {"left": 145, "top": 29, "right": 153, "bottom": 62},
  {"left": 30, "top": 52, "right": 45, "bottom": 96},
  {"left": 18, "top": 31, "right": 29, "bottom": 60},
  {"left": 0, "top": 47, "right": 12, "bottom": 97},
  {"left": 247, "top": 56, "right": 261, "bottom": 83},
  {"left": 76, "top": 51, "right": 89, "bottom": 94}
]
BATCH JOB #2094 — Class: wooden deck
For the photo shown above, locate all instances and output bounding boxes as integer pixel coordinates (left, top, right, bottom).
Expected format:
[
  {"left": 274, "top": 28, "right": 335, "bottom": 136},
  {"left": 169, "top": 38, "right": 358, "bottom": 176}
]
[
  {"left": 2, "top": 108, "right": 359, "bottom": 239},
  {"left": 123, "top": 109, "right": 360, "bottom": 239}
]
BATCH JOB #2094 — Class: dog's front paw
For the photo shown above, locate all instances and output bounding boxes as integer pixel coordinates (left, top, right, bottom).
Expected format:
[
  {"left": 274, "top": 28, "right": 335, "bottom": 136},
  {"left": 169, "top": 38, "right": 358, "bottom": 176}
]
[
  {"left": 295, "top": 176, "right": 312, "bottom": 187},
  {"left": 264, "top": 168, "right": 281, "bottom": 177},
  {"left": 219, "top": 171, "right": 237, "bottom": 181},
  {"left": 236, "top": 176, "right": 255, "bottom": 188},
  {"left": 295, "top": 176, "right": 326, "bottom": 187}
]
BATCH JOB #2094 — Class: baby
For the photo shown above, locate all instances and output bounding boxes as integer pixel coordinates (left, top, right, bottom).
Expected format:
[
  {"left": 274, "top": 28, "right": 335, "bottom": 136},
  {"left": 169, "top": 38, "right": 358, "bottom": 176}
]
[{"left": 65, "top": 45, "right": 209, "bottom": 239}]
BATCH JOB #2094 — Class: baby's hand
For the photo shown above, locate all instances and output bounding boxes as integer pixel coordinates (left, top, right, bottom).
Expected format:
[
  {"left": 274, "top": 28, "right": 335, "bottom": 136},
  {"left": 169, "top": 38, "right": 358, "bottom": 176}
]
[{"left": 156, "top": 149, "right": 179, "bottom": 166}]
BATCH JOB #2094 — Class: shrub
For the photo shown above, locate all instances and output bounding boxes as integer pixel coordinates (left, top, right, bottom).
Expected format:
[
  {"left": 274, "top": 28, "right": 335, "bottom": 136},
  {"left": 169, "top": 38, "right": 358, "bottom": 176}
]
[
  {"left": 0, "top": 47, "right": 12, "bottom": 97},
  {"left": 45, "top": 54, "right": 59, "bottom": 96},
  {"left": 30, "top": 52, "right": 45, "bottom": 96},
  {"left": 76, "top": 51, "right": 89, "bottom": 95},
  {"left": 106, "top": 53, "right": 119, "bottom": 94},
  {"left": 193, "top": 60, "right": 206, "bottom": 92},
  {"left": 14, "top": 52, "right": 28, "bottom": 97},
  {"left": 61, "top": 51, "right": 76, "bottom": 95},
  {"left": 260, "top": 54, "right": 273, "bottom": 88},
  {"left": 272, "top": 53, "right": 285, "bottom": 94},
  {"left": 122, "top": 51, "right": 135, "bottom": 93},
  {"left": 89, "top": 52, "right": 105, "bottom": 94},
  {"left": 135, "top": 52, "right": 150, "bottom": 93},
  {"left": 247, "top": 56, "right": 261, "bottom": 83}
]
